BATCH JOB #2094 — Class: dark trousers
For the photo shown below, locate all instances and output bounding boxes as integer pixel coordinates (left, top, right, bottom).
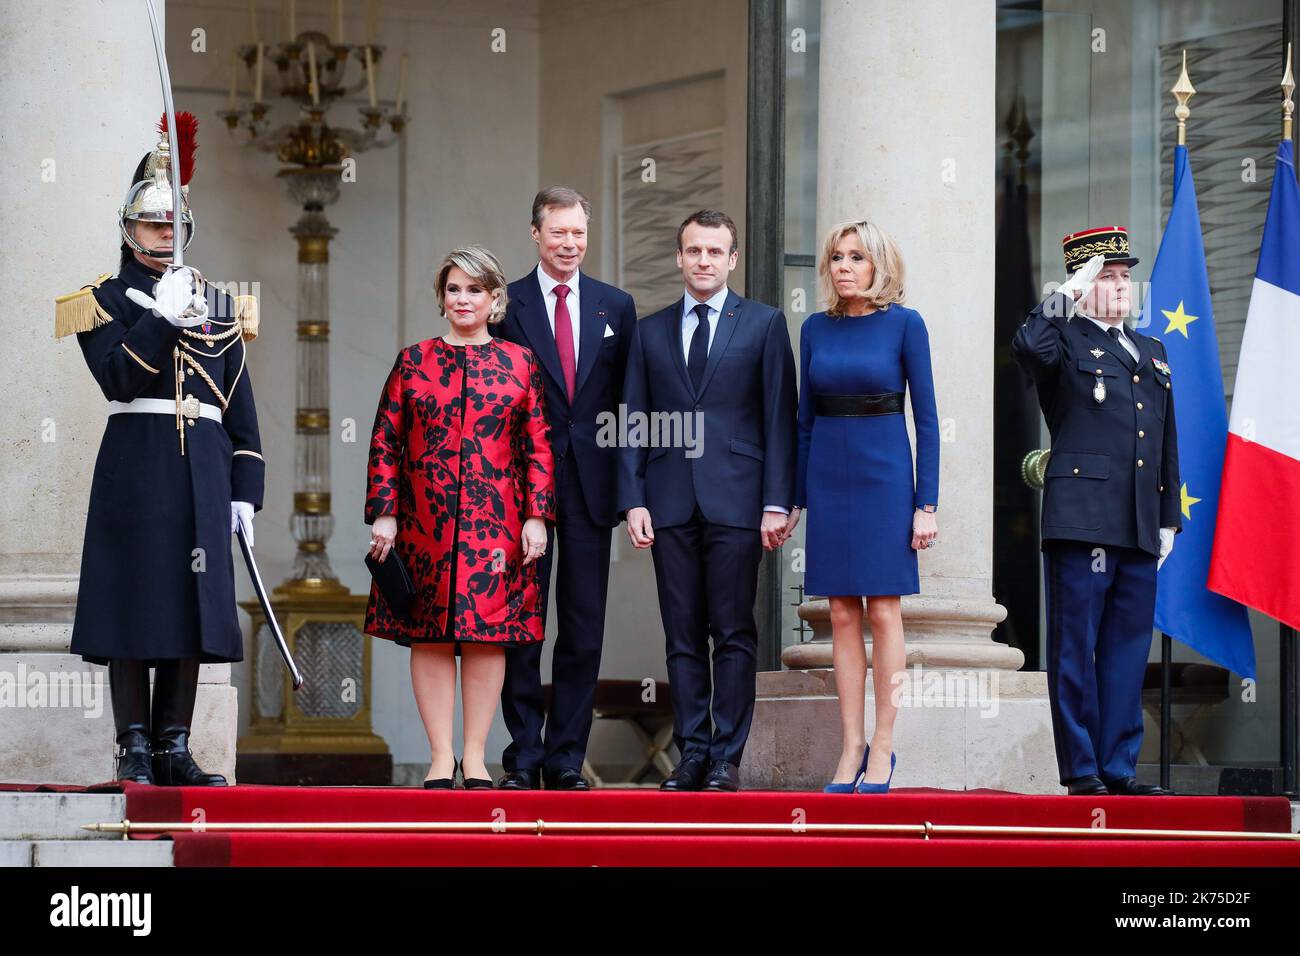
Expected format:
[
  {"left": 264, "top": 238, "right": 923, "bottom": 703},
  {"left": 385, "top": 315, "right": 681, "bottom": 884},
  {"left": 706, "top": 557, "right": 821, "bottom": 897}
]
[
  {"left": 1043, "top": 540, "right": 1156, "bottom": 785},
  {"left": 650, "top": 509, "right": 762, "bottom": 766},
  {"left": 500, "top": 460, "right": 612, "bottom": 773}
]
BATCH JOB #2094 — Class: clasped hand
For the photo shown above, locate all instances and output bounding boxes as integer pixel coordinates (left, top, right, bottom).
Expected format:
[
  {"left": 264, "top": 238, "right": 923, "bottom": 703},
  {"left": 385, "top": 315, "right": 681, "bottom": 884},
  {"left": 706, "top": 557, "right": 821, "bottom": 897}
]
[{"left": 124, "top": 264, "right": 209, "bottom": 328}]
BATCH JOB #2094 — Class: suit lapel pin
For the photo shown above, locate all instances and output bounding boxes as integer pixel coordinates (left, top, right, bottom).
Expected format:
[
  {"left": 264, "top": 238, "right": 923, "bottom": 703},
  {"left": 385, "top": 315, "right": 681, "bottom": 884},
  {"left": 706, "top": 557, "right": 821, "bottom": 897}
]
[
  {"left": 726, "top": 311, "right": 735, "bottom": 317},
  {"left": 1090, "top": 348, "right": 1105, "bottom": 358}
]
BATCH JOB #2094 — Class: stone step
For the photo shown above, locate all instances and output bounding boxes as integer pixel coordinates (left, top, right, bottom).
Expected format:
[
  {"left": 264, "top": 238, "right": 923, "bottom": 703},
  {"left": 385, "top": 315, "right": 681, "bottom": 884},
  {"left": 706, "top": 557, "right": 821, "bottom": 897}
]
[
  {"left": 0, "top": 792, "right": 125, "bottom": 840},
  {"left": 0, "top": 840, "right": 32, "bottom": 866},
  {"left": 0, "top": 839, "right": 174, "bottom": 867},
  {"left": 0, "top": 652, "right": 237, "bottom": 785}
]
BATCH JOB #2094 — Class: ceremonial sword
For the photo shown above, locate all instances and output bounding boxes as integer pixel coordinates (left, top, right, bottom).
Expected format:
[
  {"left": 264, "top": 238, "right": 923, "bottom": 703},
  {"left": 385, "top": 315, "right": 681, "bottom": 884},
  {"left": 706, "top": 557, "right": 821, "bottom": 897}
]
[
  {"left": 237, "top": 526, "right": 305, "bottom": 690},
  {"left": 142, "top": 0, "right": 303, "bottom": 691},
  {"left": 144, "top": 0, "right": 183, "bottom": 269}
]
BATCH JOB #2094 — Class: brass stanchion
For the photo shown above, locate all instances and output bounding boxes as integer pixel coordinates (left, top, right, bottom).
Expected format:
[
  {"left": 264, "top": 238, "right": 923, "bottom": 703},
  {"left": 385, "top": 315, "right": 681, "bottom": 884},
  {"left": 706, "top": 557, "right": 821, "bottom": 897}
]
[{"left": 83, "top": 818, "right": 1300, "bottom": 842}]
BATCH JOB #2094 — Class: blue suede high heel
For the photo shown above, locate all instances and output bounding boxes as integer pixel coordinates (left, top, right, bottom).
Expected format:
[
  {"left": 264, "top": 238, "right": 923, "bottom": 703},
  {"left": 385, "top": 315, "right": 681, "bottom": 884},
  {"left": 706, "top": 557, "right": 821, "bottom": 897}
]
[
  {"left": 823, "top": 745, "right": 870, "bottom": 794},
  {"left": 856, "top": 747, "right": 896, "bottom": 794}
]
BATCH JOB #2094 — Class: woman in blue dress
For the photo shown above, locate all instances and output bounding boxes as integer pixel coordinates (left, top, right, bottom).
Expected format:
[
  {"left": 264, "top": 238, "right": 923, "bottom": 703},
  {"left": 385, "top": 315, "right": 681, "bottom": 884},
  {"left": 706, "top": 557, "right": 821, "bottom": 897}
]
[{"left": 786, "top": 221, "right": 939, "bottom": 793}]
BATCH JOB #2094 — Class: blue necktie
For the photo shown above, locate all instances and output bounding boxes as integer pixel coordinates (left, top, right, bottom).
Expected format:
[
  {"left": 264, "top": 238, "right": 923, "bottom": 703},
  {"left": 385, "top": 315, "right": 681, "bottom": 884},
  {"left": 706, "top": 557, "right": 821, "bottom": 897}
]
[{"left": 688, "top": 302, "right": 710, "bottom": 392}]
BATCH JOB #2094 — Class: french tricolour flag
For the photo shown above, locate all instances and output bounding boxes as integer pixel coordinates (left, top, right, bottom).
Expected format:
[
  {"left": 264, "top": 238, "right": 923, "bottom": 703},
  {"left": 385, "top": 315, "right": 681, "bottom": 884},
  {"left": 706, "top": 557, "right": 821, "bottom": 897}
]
[{"left": 1209, "top": 140, "right": 1300, "bottom": 630}]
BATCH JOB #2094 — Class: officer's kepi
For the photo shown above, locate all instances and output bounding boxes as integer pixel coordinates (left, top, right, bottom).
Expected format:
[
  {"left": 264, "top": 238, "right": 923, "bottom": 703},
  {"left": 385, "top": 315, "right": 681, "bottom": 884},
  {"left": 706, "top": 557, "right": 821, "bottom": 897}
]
[{"left": 1061, "top": 225, "right": 1140, "bottom": 274}]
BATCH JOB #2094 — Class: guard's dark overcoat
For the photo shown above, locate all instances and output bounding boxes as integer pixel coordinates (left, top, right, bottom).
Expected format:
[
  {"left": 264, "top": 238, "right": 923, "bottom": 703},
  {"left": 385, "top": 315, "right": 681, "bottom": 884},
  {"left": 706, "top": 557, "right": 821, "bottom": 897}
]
[{"left": 68, "top": 255, "right": 265, "bottom": 664}]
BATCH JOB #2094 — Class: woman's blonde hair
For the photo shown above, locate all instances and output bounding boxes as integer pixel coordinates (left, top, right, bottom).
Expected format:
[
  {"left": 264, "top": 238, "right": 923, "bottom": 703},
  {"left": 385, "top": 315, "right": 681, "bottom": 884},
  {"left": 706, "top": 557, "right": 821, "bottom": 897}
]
[
  {"left": 818, "top": 220, "right": 906, "bottom": 315},
  {"left": 434, "top": 245, "right": 509, "bottom": 324}
]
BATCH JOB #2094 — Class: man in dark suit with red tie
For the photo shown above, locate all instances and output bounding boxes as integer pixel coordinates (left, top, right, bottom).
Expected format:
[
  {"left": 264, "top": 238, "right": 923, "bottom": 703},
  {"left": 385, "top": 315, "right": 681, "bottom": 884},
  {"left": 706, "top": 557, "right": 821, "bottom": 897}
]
[
  {"left": 493, "top": 186, "right": 637, "bottom": 790},
  {"left": 618, "top": 209, "right": 797, "bottom": 792}
]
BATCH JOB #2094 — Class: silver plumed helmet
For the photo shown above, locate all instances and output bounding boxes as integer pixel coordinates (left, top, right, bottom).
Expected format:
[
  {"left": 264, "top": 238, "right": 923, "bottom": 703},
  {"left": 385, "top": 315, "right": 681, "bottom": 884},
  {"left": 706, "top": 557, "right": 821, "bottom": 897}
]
[{"left": 119, "top": 114, "right": 198, "bottom": 258}]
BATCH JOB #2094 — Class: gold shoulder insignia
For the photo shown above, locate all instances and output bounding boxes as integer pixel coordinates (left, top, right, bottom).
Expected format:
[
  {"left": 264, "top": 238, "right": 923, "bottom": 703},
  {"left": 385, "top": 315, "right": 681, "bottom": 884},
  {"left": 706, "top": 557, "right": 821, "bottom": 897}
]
[
  {"left": 54, "top": 273, "right": 114, "bottom": 339},
  {"left": 234, "top": 293, "right": 259, "bottom": 342}
]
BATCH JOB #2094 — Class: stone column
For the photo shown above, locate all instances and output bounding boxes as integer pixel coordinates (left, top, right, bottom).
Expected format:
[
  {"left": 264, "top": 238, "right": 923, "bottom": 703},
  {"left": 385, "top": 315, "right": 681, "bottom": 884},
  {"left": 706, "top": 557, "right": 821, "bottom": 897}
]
[
  {"left": 743, "top": 0, "right": 1059, "bottom": 793},
  {"left": 0, "top": 0, "right": 237, "bottom": 783}
]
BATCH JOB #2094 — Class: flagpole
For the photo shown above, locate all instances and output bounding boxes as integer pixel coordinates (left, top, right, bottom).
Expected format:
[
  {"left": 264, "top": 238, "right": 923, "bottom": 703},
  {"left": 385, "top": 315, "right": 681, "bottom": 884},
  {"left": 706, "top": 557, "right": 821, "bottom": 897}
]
[
  {"left": 1160, "top": 633, "right": 1172, "bottom": 791},
  {"left": 1278, "top": 38, "right": 1298, "bottom": 798},
  {"left": 1157, "top": 51, "right": 1196, "bottom": 795}
]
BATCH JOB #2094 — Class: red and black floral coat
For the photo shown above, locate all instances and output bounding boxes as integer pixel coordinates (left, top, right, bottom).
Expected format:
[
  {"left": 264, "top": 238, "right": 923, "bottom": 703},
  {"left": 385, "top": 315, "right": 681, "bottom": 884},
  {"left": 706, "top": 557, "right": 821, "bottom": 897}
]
[{"left": 364, "top": 337, "right": 555, "bottom": 644}]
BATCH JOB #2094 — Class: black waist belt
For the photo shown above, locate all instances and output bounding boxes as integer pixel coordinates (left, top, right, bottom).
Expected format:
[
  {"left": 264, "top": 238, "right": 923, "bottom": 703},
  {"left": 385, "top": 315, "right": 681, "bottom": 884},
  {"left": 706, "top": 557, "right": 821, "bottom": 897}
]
[{"left": 813, "top": 392, "right": 904, "bottom": 417}]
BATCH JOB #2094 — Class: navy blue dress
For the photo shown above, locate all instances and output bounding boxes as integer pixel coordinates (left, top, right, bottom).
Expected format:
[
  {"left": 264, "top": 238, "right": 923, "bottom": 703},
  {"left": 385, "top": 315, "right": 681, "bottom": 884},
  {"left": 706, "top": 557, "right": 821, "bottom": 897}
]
[{"left": 794, "top": 306, "right": 939, "bottom": 596}]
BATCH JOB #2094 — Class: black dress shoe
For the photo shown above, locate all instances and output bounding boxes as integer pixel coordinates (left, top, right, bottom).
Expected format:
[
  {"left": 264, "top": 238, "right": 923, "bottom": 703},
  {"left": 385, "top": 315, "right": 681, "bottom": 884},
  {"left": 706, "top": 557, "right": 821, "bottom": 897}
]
[
  {"left": 1065, "top": 774, "right": 1109, "bottom": 795},
  {"left": 497, "top": 768, "right": 540, "bottom": 790},
  {"left": 704, "top": 760, "right": 741, "bottom": 792},
  {"left": 545, "top": 768, "right": 590, "bottom": 791},
  {"left": 659, "top": 759, "right": 708, "bottom": 791},
  {"left": 1105, "top": 776, "right": 1172, "bottom": 796}
]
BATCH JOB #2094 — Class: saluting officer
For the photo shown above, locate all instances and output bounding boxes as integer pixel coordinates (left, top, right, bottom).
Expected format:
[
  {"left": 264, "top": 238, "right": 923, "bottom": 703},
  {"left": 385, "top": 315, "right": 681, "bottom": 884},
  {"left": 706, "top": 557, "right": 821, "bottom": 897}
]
[
  {"left": 1012, "top": 227, "right": 1180, "bottom": 797},
  {"left": 54, "top": 113, "right": 264, "bottom": 786}
]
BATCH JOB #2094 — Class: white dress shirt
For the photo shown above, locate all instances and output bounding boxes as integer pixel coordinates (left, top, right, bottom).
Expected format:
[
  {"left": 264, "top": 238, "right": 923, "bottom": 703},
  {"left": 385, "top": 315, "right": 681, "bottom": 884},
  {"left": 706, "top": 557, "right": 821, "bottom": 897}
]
[
  {"left": 537, "top": 263, "right": 582, "bottom": 364},
  {"left": 679, "top": 285, "right": 787, "bottom": 516},
  {"left": 680, "top": 285, "right": 730, "bottom": 360},
  {"left": 1086, "top": 316, "right": 1139, "bottom": 361}
]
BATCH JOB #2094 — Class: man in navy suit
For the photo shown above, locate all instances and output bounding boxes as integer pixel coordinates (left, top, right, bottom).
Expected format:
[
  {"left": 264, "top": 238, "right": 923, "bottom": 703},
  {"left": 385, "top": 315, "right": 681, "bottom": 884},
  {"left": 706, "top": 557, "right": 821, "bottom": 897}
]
[
  {"left": 493, "top": 186, "right": 637, "bottom": 790},
  {"left": 618, "top": 209, "right": 797, "bottom": 792},
  {"left": 1012, "top": 227, "right": 1180, "bottom": 797}
]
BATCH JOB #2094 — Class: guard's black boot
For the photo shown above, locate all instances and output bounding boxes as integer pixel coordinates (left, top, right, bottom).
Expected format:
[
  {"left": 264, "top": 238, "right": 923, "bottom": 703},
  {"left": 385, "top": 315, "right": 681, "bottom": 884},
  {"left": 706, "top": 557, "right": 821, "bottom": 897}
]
[
  {"left": 151, "top": 658, "right": 227, "bottom": 786},
  {"left": 108, "top": 659, "right": 154, "bottom": 785}
]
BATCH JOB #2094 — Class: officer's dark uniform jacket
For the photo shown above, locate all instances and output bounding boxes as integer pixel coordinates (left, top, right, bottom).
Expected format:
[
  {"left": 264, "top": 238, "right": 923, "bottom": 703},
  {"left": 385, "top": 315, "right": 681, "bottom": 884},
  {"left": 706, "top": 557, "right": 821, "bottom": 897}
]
[
  {"left": 61, "top": 256, "right": 264, "bottom": 664},
  {"left": 1012, "top": 290, "right": 1181, "bottom": 557}
]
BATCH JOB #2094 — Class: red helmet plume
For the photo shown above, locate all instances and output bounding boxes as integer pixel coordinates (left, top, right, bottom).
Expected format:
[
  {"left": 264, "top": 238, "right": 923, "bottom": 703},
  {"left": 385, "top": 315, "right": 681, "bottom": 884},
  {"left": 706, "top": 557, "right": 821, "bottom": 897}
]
[{"left": 157, "top": 111, "right": 199, "bottom": 186}]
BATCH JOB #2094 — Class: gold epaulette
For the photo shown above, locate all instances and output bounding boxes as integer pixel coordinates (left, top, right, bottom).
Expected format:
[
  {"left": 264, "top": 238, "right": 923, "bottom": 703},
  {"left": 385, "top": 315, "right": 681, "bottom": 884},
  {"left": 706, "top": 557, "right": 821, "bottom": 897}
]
[
  {"left": 54, "top": 274, "right": 114, "bottom": 339},
  {"left": 234, "top": 293, "right": 259, "bottom": 342}
]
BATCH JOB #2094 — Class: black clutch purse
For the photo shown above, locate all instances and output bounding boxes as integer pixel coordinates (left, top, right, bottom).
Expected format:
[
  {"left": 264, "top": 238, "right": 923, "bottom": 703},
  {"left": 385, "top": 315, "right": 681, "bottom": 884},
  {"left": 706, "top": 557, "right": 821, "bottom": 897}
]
[{"left": 365, "top": 549, "right": 416, "bottom": 616}]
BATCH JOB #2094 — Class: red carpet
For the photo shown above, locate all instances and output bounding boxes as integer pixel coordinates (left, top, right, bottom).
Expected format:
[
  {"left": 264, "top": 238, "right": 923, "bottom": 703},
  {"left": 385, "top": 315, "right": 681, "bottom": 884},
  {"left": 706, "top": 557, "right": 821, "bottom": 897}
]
[{"left": 105, "top": 785, "right": 1300, "bottom": 867}]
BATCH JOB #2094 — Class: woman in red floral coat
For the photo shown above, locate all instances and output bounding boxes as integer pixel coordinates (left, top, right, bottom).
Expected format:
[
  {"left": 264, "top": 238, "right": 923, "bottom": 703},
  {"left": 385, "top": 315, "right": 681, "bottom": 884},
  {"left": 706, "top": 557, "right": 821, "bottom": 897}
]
[{"left": 365, "top": 246, "right": 555, "bottom": 789}]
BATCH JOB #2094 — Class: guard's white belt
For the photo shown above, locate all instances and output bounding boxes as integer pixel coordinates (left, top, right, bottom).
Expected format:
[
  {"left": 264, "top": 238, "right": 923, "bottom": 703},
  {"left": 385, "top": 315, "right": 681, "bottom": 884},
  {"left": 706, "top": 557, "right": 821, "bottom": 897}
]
[{"left": 108, "top": 398, "right": 223, "bottom": 423}]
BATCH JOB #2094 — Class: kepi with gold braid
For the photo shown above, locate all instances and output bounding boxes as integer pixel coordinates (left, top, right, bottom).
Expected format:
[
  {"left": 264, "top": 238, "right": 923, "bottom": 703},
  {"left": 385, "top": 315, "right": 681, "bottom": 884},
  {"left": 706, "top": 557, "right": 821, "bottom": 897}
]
[{"left": 1062, "top": 225, "right": 1140, "bottom": 275}]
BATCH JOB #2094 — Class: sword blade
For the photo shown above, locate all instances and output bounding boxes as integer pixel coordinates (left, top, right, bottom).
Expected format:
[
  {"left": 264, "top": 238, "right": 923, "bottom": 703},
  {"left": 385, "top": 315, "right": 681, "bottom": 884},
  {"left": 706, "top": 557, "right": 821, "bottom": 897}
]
[
  {"left": 236, "top": 525, "right": 305, "bottom": 690},
  {"left": 144, "top": 0, "right": 183, "bottom": 267}
]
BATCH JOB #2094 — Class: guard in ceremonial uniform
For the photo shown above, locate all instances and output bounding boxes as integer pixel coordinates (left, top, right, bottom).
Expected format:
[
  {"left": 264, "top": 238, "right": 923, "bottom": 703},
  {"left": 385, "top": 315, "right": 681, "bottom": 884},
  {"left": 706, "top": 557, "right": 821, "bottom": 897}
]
[
  {"left": 54, "top": 114, "right": 264, "bottom": 786},
  {"left": 1012, "top": 227, "right": 1180, "bottom": 797}
]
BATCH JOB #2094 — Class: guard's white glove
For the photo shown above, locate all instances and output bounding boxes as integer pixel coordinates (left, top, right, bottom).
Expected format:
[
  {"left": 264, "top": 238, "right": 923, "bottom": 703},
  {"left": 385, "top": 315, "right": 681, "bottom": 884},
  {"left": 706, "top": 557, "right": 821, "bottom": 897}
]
[
  {"left": 231, "top": 501, "right": 256, "bottom": 547},
  {"left": 125, "top": 265, "right": 209, "bottom": 327},
  {"left": 1058, "top": 254, "right": 1106, "bottom": 315},
  {"left": 1157, "top": 527, "right": 1176, "bottom": 570}
]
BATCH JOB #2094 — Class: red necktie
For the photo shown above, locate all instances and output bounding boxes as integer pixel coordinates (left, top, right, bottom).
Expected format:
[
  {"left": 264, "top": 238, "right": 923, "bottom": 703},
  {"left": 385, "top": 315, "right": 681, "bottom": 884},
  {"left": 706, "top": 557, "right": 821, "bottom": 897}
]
[{"left": 554, "top": 283, "right": 576, "bottom": 401}]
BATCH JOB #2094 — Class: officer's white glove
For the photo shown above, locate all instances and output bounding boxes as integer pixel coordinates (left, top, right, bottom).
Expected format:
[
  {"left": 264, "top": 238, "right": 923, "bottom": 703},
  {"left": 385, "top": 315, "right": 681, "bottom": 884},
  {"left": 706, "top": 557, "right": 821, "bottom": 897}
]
[
  {"left": 125, "top": 265, "right": 209, "bottom": 328},
  {"left": 1157, "top": 527, "right": 1176, "bottom": 570},
  {"left": 231, "top": 501, "right": 256, "bottom": 547},
  {"left": 1058, "top": 254, "right": 1106, "bottom": 315}
]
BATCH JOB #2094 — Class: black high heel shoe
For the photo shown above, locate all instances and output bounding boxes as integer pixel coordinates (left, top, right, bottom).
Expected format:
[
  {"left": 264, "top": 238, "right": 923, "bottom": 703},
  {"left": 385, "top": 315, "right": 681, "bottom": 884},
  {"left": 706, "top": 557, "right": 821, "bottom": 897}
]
[
  {"left": 422, "top": 756, "right": 456, "bottom": 790},
  {"left": 459, "top": 757, "right": 494, "bottom": 790}
]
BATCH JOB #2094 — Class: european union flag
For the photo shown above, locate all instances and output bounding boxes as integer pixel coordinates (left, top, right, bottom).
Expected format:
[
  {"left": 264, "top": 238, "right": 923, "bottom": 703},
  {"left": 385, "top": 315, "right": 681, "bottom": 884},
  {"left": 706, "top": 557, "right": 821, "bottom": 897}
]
[{"left": 1143, "top": 144, "right": 1256, "bottom": 679}]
